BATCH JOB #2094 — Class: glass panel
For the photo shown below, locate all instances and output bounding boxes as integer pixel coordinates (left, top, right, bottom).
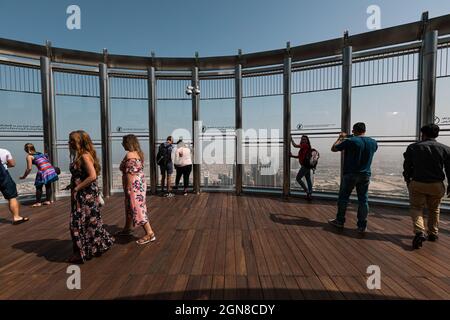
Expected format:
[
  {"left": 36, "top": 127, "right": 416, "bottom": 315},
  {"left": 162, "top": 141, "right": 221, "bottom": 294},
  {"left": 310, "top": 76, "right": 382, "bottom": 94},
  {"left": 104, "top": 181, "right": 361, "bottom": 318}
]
[
  {"left": 352, "top": 82, "right": 418, "bottom": 138},
  {"left": 243, "top": 143, "right": 283, "bottom": 188},
  {"left": 291, "top": 90, "right": 341, "bottom": 133},
  {"left": 157, "top": 100, "right": 192, "bottom": 142},
  {"left": 0, "top": 91, "right": 43, "bottom": 136},
  {"left": 370, "top": 144, "right": 409, "bottom": 199},
  {"left": 436, "top": 77, "right": 450, "bottom": 127},
  {"left": 111, "top": 99, "right": 149, "bottom": 135},
  {"left": 290, "top": 136, "right": 341, "bottom": 193},
  {"left": 55, "top": 96, "right": 101, "bottom": 141},
  {"left": 110, "top": 98, "right": 150, "bottom": 191},
  {"left": 200, "top": 98, "right": 235, "bottom": 189},
  {"left": 437, "top": 134, "right": 450, "bottom": 204},
  {"left": 242, "top": 95, "right": 283, "bottom": 189}
]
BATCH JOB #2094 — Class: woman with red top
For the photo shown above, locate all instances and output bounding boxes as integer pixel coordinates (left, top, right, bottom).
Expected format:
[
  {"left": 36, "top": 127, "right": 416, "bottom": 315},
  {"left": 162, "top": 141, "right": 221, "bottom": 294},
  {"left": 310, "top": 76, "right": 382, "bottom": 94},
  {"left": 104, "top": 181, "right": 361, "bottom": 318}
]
[{"left": 290, "top": 135, "right": 314, "bottom": 200}]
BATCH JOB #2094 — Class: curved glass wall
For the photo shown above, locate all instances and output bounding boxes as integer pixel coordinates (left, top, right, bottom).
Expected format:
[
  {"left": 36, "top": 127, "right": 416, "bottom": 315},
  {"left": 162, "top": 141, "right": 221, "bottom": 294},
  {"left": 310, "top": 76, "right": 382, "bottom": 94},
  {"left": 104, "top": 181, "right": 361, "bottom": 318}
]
[
  {"left": 1, "top": 32, "right": 449, "bottom": 206},
  {"left": 0, "top": 64, "right": 43, "bottom": 199}
]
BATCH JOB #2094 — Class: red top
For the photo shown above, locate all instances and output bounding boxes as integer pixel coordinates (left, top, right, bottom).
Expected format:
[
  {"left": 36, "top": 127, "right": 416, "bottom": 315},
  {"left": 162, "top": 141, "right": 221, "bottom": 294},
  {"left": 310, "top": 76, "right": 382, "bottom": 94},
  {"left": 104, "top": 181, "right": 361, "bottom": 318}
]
[{"left": 298, "top": 144, "right": 310, "bottom": 166}]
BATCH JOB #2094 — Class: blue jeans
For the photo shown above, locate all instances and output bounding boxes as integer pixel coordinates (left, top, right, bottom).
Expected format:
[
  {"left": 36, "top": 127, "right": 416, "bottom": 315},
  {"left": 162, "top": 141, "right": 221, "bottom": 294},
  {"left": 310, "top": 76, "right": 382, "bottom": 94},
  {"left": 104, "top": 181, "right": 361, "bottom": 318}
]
[
  {"left": 336, "top": 173, "right": 370, "bottom": 228},
  {"left": 296, "top": 166, "right": 312, "bottom": 194}
]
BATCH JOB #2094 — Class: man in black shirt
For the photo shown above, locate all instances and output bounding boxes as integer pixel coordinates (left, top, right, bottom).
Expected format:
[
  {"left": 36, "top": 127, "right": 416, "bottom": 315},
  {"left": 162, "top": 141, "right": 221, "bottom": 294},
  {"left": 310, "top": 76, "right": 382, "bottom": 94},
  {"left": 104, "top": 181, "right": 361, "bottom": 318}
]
[{"left": 403, "top": 124, "right": 450, "bottom": 249}]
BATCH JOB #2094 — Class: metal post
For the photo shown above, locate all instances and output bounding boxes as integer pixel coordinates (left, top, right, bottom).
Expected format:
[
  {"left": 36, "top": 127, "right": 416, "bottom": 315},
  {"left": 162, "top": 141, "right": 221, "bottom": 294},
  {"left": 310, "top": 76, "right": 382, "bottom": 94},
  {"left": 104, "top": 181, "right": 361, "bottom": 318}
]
[
  {"left": 148, "top": 66, "right": 157, "bottom": 194},
  {"left": 419, "top": 30, "right": 438, "bottom": 128},
  {"left": 192, "top": 66, "right": 201, "bottom": 194},
  {"left": 235, "top": 63, "right": 243, "bottom": 195},
  {"left": 99, "top": 63, "right": 111, "bottom": 197},
  {"left": 341, "top": 46, "right": 353, "bottom": 180},
  {"left": 40, "top": 56, "right": 56, "bottom": 201},
  {"left": 282, "top": 56, "right": 291, "bottom": 198}
]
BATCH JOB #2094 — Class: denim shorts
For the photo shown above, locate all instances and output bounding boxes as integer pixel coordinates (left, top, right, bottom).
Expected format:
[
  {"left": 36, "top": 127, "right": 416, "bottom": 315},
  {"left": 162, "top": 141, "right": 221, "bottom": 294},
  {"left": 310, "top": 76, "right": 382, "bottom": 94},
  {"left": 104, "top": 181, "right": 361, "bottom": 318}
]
[
  {"left": 0, "top": 172, "right": 18, "bottom": 200},
  {"left": 159, "top": 162, "right": 174, "bottom": 176}
]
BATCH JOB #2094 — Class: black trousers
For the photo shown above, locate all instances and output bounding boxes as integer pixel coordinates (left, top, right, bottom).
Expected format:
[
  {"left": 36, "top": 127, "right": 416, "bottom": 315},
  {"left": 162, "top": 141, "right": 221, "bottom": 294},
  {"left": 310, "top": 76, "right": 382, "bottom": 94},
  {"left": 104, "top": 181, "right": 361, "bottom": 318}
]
[
  {"left": 36, "top": 182, "right": 52, "bottom": 202},
  {"left": 175, "top": 165, "right": 192, "bottom": 190}
]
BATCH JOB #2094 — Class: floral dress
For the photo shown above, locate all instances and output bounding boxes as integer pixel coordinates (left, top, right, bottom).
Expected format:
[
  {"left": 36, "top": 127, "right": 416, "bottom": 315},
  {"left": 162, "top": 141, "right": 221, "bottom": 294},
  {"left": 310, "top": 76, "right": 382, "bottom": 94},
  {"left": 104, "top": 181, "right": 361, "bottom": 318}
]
[
  {"left": 120, "top": 158, "right": 149, "bottom": 227},
  {"left": 70, "top": 163, "right": 114, "bottom": 261}
]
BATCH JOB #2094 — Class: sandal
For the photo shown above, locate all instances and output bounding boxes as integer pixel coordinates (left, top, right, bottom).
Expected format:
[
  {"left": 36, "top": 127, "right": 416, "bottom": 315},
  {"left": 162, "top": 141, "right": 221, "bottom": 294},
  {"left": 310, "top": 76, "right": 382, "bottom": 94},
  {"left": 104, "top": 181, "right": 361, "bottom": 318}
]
[
  {"left": 115, "top": 229, "right": 133, "bottom": 236},
  {"left": 12, "top": 217, "right": 30, "bottom": 225},
  {"left": 136, "top": 233, "right": 156, "bottom": 245}
]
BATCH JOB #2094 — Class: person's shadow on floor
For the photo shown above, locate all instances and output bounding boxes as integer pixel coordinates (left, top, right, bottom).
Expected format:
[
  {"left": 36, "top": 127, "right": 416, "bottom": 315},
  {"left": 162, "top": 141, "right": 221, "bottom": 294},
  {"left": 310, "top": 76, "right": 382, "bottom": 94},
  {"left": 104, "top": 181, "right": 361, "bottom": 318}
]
[
  {"left": 104, "top": 224, "right": 140, "bottom": 245},
  {"left": 269, "top": 213, "right": 413, "bottom": 251},
  {"left": 12, "top": 239, "right": 73, "bottom": 263}
]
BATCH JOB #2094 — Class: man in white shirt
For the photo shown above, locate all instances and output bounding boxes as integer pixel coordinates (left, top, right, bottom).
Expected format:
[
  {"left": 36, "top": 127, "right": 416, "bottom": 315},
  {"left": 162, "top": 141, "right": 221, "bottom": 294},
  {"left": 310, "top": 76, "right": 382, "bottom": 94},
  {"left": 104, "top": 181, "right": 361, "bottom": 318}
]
[
  {"left": 0, "top": 148, "right": 29, "bottom": 225},
  {"left": 0, "top": 148, "right": 15, "bottom": 169}
]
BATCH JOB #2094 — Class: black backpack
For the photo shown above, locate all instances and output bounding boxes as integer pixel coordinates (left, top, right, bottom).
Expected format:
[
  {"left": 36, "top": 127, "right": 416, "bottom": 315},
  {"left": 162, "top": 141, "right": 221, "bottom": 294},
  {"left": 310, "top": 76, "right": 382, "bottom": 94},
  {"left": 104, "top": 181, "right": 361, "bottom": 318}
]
[{"left": 157, "top": 143, "right": 172, "bottom": 166}]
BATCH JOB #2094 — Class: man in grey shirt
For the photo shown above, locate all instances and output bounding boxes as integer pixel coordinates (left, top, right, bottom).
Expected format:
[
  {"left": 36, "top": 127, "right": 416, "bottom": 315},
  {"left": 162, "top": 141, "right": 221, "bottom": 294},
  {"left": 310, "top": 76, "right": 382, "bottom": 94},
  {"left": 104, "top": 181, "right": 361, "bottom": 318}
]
[{"left": 403, "top": 124, "right": 450, "bottom": 249}]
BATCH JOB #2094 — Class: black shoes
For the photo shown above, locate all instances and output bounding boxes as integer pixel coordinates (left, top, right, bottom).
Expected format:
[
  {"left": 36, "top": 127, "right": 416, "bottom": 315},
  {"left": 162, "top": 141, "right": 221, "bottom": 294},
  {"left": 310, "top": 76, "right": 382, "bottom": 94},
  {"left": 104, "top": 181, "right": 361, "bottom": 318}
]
[
  {"left": 427, "top": 234, "right": 439, "bottom": 242},
  {"left": 412, "top": 232, "right": 427, "bottom": 250},
  {"left": 357, "top": 226, "right": 367, "bottom": 234},
  {"left": 328, "top": 219, "right": 344, "bottom": 229}
]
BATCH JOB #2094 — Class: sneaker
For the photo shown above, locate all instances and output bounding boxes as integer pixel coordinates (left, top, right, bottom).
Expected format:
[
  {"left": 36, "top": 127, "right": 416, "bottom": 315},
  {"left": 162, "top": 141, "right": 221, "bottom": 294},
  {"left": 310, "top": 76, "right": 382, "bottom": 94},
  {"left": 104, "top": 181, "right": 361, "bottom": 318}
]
[
  {"left": 357, "top": 226, "right": 367, "bottom": 234},
  {"left": 427, "top": 234, "right": 439, "bottom": 242},
  {"left": 184, "top": 192, "right": 188, "bottom": 196},
  {"left": 165, "top": 192, "right": 175, "bottom": 198},
  {"left": 328, "top": 219, "right": 344, "bottom": 229},
  {"left": 412, "top": 232, "right": 427, "bottom": 250}
]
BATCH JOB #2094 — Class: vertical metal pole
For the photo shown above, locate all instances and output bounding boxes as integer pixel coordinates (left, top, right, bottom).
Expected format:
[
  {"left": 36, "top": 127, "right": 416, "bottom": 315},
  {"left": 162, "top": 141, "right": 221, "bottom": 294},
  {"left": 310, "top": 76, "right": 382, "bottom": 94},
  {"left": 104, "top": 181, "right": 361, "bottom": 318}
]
[
  {"left": 419, "top": 30, "right": 438, "bottom": 129},
  {"left": 235, "top": 63, "right": 243, "bottom": 195},
  {"left": 148, "top": 66, "right": 157, "bottom": 194},
  {"left": 99, "top": 63, "right": 111, "bottom": 197},
  {"left": 192, "top": 66, "right": 201, "bottom": 194},
  {"left": 341, "top": 46, "right": 353, "bottom": 179},
  {"left": 283, "top": 56, "right": 292, "bottom": 198},
  {"left": 40, "top": 56, "right": 56, "bottom": 201}
]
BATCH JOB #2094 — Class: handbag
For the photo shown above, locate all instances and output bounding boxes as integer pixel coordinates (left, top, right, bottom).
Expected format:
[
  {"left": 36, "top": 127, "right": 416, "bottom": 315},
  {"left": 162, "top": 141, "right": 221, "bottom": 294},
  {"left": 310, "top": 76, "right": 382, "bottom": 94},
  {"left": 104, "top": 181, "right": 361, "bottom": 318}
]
[{"left": 98, "top": 192, "right": 105, "bottom": 207}]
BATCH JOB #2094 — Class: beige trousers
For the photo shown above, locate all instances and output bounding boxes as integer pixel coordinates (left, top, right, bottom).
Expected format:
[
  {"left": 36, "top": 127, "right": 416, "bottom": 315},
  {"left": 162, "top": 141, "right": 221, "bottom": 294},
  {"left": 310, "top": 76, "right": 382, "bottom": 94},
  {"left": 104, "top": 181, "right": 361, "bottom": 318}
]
[{"left": 408, "top": 181, "right": 445, "bottom": 236}]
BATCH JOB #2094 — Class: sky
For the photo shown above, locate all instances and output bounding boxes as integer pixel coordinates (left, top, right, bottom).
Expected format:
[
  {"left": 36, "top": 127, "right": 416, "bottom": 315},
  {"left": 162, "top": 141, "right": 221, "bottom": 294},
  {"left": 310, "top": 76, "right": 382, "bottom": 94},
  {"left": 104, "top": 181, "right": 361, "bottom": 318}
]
[{"left": 1, "top": 0, "right": 450, "bottom": 57}]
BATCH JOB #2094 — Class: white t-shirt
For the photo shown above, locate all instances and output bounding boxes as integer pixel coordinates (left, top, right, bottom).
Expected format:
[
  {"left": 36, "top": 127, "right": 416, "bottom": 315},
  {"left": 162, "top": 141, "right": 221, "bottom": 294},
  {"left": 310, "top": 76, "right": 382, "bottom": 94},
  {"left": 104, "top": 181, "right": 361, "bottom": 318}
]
[{"left": 0, "top": 148, "right": 13, "bottom": 170}]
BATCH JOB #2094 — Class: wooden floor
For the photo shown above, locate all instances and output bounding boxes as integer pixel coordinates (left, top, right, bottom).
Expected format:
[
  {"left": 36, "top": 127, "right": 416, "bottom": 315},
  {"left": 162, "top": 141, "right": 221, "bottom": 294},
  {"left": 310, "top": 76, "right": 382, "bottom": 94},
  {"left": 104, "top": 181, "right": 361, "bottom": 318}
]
[{"left": 0, "top": 192, "right": 449, "bottom": 300}]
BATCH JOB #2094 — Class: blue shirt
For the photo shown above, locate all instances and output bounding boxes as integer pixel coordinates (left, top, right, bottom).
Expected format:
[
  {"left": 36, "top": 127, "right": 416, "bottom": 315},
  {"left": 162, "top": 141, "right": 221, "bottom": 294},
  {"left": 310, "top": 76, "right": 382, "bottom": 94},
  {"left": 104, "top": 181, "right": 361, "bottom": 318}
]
[{"left": 335, "top": 136, "right": 378, "bottom": 176}]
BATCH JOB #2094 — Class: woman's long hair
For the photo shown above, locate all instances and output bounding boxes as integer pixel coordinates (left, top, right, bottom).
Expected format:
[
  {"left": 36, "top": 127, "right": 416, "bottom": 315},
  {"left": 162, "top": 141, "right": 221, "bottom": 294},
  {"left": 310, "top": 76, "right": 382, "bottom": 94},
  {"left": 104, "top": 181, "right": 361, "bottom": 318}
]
[
  {"left": 301, "top": 135, "right": 312, "bottom": 149},
  {"left": 69, "top": 130, "right": 101, "bottom": 175},
  {"left": 122, "top": 134, "right": 144, "bottom": 163}
]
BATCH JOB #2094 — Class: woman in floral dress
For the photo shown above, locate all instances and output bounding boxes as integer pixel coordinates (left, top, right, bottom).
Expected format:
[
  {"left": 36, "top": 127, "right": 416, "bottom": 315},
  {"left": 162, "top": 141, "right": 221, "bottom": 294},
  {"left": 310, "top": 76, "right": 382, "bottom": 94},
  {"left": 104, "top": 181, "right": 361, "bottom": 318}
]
[
  {"left": 116, "top": 134, "right": 156, "bottom": 245},
  {"left": 68, "top": 130, "right": 114, "bottom": 263}
]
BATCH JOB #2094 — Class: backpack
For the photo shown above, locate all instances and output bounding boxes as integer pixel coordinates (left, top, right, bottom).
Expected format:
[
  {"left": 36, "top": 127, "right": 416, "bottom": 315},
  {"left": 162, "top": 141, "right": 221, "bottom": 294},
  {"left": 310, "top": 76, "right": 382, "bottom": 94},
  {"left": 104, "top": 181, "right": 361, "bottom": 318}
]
[
  {"left": 305, "top": 149, "right": 320, "bottom": 172},
  {"left": 157, "top": 143, "right": 172, "bottom": 166}
]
